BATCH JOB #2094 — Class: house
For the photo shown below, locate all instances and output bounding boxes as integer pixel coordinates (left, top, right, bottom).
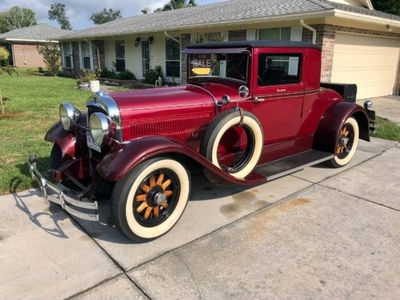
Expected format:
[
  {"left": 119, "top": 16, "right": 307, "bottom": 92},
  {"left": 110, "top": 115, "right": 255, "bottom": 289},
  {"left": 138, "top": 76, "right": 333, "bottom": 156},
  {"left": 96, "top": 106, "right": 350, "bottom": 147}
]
[
  {"left": 0, "top": 24, "right": 73, "bottom": 68},
  {"left": 56, "top": 0, "right": 400, "bottom": 99}
]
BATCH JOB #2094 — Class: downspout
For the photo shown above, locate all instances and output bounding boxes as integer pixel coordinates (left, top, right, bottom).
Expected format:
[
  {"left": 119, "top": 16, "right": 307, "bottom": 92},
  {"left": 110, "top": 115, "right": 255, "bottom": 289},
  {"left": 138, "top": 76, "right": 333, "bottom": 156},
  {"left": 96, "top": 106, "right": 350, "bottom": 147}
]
[
  {"left": 84, "top": 38, "right": 101, "bottom": 70},
  {"left": 300, "top": 19, "right": 316, "bottom": 44},
  {"left": 164, "top": 31, "right": 181, "bottom": 44}
]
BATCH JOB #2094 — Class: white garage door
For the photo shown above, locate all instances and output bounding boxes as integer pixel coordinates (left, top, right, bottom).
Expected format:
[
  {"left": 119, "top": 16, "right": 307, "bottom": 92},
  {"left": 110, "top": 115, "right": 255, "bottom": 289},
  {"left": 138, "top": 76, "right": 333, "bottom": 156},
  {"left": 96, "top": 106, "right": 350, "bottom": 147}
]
[{"left": 331, "top": 33, "right": 400, "bottom": 99}]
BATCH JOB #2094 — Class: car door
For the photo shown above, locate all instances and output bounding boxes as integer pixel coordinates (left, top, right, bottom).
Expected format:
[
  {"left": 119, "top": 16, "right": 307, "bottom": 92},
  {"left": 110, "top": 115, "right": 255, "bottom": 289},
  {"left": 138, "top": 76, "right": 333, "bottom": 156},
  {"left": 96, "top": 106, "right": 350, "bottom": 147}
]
[{"left": 251, "top": 50, "right": 305, "bottom": 144}]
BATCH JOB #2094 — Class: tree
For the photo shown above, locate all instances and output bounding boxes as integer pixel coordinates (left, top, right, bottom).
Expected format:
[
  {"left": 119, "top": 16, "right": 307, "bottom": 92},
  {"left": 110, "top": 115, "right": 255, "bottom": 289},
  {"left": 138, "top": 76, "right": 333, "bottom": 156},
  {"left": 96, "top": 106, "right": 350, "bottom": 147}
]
[
  {"left": 37, "top": 43, "right": 61, "bottom": 76},
  {"left": 142, "top": 0, "right": 197, "bottom": 13},
  {"left": 0, "top": 46, "right": 18, "bottom": 114},
  {"left": 162, "top": 0, "right": 197, "bottom": 11},
  {"left": 371, "top": 0, "right": 400, "bottom": 16},
  {"left": 90, "top": 8, "right": 122, "bottom": 25},
  {"left": 0, "top": 6, "right": 37, "bottom": 33},
  {"left": 48, "top": 3, "right": 72, "bottom": 30}
]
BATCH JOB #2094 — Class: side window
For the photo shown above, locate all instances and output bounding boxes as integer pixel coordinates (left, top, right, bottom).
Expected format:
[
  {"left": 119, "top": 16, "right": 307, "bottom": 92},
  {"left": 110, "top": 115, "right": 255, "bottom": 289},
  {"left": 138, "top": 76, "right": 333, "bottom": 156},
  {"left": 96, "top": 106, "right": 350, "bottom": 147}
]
[
  {"left": 257, "top": 54, "right": 301, "bottom": 86},
  {"left": 165, "top": 37, "right": 181, "bottom": 78},
  {"left": 80, "top": 41, "right": 91, "bottom": 69},
  {"left": 62, "top": 42, "right": 72, "bottom": 68},
  {"left": 115, "top": 40, "right": 125, "bottom": 72}
]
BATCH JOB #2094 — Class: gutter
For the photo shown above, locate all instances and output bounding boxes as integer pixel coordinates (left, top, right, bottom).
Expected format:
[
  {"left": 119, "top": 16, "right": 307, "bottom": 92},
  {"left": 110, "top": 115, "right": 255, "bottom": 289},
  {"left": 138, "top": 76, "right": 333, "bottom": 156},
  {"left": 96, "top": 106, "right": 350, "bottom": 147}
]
[
  {"left": 3, "top": 38, "right": 59, "bottom": 43},
  {"left": 334, "top": 10, "right": 400, "bottom": 28},
  {"left": 300, "top": 19, "right": 317, "bottom": 44}
]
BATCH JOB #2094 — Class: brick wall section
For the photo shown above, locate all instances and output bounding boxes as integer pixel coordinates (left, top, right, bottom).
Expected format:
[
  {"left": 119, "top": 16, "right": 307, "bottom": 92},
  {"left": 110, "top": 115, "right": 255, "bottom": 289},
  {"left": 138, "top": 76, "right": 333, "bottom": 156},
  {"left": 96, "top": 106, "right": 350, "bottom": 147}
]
[
  {"left": 228, "top": 30, "right": 247, "bottom": 41},
  {"left": 72, "top": 42, "right": 81, "bottom": 76},
  {"left": 181, "top": 34, "right": 192, "bottom": 84},
  {"left": 11, "top": 43, "right": 46, "bottom": 68}
]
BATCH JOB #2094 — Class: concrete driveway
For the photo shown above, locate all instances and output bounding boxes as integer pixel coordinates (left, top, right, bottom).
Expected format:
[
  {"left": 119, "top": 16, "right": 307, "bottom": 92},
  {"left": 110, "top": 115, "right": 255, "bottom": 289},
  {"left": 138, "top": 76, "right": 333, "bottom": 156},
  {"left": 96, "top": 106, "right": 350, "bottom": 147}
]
[
  {"left": 1, "top": 136, "right": 399, "bottom": 300},
  {"left": 1, "top": 96, "right": 400, "bottom": 299}
]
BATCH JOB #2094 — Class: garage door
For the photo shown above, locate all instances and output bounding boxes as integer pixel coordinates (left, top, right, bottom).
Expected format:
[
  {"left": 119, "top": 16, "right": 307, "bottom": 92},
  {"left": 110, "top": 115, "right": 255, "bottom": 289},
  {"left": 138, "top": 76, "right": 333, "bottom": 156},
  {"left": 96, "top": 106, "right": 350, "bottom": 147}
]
[{"left": 331, "top": 33, "right": 400, "bottom": 99}]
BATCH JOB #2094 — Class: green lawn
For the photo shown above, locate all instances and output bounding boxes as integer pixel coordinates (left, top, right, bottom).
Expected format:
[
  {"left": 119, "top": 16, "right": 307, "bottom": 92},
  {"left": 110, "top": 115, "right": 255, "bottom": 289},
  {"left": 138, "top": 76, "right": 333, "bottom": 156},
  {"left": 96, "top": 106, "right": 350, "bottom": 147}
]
[
  {"left": 0, "top": 69, "right": 92, "bottom": 194},
  {"left": 0, "top": 69, "right": 399, "bottom": 195}
]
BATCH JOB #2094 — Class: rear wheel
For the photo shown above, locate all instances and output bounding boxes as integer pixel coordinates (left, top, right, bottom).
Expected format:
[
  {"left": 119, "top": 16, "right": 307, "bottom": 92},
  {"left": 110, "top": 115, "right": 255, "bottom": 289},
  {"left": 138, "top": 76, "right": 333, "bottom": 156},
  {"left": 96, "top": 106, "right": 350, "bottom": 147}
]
[
  {"left": 111, "top": 157, "right": 190, "bottom": 242},
  {"left": 328, "top": 117, "right": 359, "bottom": 168}
]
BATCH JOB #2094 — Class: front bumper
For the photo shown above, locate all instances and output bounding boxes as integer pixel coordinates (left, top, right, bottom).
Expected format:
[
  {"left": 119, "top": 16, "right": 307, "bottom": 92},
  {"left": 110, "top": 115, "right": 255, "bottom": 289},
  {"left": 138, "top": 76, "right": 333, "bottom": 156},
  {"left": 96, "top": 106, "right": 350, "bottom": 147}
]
[{"left": 28, "top": 154, "right": 99, "bottom": 221}]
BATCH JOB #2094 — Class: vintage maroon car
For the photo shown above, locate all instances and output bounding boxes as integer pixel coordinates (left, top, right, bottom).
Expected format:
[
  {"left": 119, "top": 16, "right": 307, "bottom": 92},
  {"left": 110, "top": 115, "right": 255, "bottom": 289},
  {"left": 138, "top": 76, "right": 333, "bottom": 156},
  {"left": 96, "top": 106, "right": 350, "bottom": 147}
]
[{"left": 28, "top": 41, "right": 375, "bottom": 242}]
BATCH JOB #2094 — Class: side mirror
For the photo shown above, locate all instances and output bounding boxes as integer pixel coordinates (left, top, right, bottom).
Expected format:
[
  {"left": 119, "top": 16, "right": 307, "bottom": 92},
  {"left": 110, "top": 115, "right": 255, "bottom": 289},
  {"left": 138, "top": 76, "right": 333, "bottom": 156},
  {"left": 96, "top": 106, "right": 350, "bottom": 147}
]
[{"left": 238, "top": 85, "right": 249, "bottom": 98}]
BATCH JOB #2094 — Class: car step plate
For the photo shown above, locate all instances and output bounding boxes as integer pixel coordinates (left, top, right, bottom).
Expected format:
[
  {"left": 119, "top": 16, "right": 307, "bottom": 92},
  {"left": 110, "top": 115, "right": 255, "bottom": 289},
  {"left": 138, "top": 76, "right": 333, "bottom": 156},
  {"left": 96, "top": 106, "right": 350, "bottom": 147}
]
[{"left": 254, "top": 150, "right": 334, "bottom": 181}]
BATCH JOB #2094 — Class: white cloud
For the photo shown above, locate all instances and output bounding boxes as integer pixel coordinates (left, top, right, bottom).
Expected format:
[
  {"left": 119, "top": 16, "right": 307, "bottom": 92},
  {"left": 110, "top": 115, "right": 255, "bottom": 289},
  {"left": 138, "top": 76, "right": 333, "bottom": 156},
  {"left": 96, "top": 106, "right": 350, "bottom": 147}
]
[{"left": 0, "top": 0, "right": 224, "bottom": 30}]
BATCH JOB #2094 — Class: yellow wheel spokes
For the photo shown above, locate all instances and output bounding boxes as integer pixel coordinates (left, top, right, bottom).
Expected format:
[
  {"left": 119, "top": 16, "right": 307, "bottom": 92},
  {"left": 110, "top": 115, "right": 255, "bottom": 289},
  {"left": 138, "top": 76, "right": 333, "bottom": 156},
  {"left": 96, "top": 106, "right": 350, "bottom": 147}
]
[
  {"left": 135, "top": 172, "right": 173, "bottom": 220},
  {"left": 337, "top": 126, "right": 350, "bottom": 155}
]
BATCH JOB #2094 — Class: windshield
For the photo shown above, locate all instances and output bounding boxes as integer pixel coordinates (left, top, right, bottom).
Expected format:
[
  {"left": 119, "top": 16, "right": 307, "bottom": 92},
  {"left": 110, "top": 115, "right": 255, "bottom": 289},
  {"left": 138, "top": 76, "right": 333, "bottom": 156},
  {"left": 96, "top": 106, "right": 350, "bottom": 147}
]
[{"left": 188, "top": 53, "right": 249, "bottom": 83}]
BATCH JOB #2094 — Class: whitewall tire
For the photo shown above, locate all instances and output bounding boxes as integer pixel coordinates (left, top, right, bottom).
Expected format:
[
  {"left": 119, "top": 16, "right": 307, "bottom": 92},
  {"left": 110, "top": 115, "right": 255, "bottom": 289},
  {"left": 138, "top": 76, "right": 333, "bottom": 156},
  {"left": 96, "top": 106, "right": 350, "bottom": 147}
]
[
  {"left": 111, "top": 157, "right": 190, "bottom": 242},
  {"left": 329, "top": 117, "right": 359, "bottom": 168},
  {"left": 200, "top": 109, "right": 263, "bottom": 179}
]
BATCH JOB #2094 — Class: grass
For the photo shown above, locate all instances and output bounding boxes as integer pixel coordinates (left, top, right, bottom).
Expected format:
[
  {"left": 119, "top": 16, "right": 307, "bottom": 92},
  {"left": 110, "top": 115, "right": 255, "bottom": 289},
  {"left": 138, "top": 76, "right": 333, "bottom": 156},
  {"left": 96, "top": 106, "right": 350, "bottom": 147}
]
[
  {"left": 371, "top": 116, "right": 400, "bottom": 141},
  {"left": 0, "top": 69, "right": 92, "bottom": 195},
  {"left": 0, "top": 69, "right": 399, "bottom": 195}
]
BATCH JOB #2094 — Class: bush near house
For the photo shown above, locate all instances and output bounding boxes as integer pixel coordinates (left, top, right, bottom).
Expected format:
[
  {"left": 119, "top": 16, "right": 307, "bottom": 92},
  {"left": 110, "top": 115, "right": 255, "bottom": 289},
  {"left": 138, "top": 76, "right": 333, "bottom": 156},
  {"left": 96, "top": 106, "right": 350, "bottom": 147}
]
[
  {"left": 144, "top": 65, "right": 164, "bottom": 85},
  {"left": 37, "top": 43, "right": 62, "bottom": 76},
  {"left": 99, "top": 67, "right": 136, "bottom": 80}
]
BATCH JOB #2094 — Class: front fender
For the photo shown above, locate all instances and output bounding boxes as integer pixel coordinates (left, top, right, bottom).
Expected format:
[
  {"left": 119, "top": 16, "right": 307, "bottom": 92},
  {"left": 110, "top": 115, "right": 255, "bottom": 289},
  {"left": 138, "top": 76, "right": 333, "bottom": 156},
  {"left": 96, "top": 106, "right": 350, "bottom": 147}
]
[
  {"left": 96, "top": 136, "right": 266, "bottom": 186},
  {"left": 313, "top": 102, "right": 370, "bottom": 153},
  {"left": 45, "top": 121, "right": 76, "bottom": 159}
]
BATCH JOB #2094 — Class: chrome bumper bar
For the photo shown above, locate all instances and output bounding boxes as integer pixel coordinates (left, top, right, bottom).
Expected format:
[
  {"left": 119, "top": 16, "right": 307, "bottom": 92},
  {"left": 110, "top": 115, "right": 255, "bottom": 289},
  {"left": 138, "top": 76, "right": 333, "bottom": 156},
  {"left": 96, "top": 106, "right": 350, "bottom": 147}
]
[{"left": 28, "top": 155, "right": 99, "bottom": 222}]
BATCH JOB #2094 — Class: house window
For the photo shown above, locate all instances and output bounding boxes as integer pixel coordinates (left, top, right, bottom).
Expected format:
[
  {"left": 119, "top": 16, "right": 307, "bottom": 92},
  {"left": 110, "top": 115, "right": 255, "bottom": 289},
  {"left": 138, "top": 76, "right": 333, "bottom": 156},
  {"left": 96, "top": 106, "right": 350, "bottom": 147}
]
[
  {"left": 259, "top": 27, "right": 291, "bottom": 41},
  {"left": 62, "top": 42, "right": 72, "bottom": 68},
  {"left": 80, "top": 41, "right": 91, "bottom": 69},
  {"left": 165, "top": 37, "right": 180, "bottom": 78},
  {"left": 115, "top": 40, "right": 125, "bottom": 72},
  {"left": 257, "top": 53, "right": 301, "bottom": 86}
]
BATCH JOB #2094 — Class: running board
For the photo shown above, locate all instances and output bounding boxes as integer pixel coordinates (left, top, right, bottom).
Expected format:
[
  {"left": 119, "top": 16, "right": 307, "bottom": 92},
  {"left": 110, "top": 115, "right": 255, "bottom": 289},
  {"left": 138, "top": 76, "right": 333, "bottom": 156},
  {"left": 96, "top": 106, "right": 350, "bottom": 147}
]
[{"left": 254, "top": 150, "right": 334, "bottom": 181}]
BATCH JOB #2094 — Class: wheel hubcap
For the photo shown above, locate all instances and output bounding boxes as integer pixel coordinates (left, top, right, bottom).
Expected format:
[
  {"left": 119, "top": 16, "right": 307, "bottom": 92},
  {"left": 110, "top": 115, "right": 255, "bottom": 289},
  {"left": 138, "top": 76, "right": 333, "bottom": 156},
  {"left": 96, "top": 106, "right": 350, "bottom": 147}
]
[
  {"left": 337, "top": 125, "right": 353, "bottom": 156},
  {"left": 134, "top": 172, "right": 174, "bottom": 221}
]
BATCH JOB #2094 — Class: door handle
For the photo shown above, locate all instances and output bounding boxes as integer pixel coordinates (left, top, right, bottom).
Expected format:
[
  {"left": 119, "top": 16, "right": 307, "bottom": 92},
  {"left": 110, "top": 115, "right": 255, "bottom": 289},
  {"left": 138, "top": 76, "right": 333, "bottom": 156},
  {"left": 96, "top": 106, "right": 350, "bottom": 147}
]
[{"left": 253, "top": 97, "right": 265, "bottom": 103}]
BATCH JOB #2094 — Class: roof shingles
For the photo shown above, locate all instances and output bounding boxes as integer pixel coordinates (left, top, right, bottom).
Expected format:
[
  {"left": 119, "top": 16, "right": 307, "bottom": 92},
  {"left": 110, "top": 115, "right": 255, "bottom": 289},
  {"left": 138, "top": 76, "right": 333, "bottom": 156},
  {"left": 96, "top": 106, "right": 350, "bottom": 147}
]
[{"left": 0, "top": 24, "right": 74, "bottom": 41}]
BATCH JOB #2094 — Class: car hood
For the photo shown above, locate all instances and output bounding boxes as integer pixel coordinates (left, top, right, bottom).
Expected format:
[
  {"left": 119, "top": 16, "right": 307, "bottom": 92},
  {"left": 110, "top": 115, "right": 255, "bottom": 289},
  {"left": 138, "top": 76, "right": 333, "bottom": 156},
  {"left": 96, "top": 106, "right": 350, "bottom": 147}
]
[{"left": 107, "top": 83, "right": 239, "bottom": 112}]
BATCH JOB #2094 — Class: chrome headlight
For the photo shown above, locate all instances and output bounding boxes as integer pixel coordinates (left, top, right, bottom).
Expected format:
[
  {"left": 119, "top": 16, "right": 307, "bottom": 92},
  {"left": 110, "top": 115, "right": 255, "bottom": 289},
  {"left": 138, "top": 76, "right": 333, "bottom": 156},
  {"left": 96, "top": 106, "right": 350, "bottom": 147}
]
[
  {"left": 89, "top": 112, "right": 115, "bottom": 146},
  {"left": 59, "top": 103, "right": 81, "bottom": 131}
]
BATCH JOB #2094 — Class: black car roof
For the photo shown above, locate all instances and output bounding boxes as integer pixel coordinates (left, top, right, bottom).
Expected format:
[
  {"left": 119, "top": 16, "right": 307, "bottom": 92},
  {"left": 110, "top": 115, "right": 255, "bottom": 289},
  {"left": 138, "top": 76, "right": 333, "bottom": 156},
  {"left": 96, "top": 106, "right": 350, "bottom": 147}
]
[{"left": 185, "top": 40, "right": 321, "bottom": 50}]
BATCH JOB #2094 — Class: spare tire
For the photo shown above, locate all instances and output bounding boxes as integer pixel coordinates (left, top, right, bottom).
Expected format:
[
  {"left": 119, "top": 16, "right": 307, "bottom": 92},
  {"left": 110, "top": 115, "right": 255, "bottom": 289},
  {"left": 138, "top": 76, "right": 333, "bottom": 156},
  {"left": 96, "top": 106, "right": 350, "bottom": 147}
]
[{"left": 200, "top": 108, "right": 263, "bottom": 179}]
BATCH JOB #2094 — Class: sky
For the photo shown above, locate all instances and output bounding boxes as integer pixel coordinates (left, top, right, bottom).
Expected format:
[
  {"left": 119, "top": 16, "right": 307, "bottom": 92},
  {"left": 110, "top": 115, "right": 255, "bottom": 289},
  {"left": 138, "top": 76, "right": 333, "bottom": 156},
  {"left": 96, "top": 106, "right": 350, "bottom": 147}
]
[{"left": 0, "top": 0, "right": 226, "bottom": 31}]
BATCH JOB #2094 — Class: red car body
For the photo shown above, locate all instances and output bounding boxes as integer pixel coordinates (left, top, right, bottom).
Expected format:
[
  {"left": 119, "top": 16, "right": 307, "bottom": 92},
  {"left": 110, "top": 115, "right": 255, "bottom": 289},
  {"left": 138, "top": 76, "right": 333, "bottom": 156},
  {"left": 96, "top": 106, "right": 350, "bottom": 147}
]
[{"left": 29, "top": 41, "right": 375, "bottom": 242}]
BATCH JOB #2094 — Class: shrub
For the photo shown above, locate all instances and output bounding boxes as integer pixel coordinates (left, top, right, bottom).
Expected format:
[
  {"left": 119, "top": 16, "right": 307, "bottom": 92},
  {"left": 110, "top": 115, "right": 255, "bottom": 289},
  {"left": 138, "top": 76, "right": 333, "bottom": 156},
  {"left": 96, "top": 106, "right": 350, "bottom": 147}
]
[
  {"left": 144, "top": 65, "right": 164, "bottom": 85},
  {"left": 117, "top": 69, "right": 136, "bottom": 80},
  {"left": 37, "top": 43, "right": 61, "bottom": 76},
  {"left": 0, "top": 46, "right": 10, "bottom": 67},
  {"left": 100, "top": 68, "right": 136, "bottom": 81}
]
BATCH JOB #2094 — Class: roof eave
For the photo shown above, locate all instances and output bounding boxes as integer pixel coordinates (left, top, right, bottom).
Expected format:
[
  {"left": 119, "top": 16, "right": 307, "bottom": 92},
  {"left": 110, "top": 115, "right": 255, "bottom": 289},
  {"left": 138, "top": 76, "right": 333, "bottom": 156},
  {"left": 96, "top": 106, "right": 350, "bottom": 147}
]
[
  {"left": 334, "top": 9, "right": 400, "bottom": 27},
  {"left": 57, "top": 10, "right": 335, "bottom": 41},
  {"left": 1, "top": 38, "right": 59, "bottom": 43}
]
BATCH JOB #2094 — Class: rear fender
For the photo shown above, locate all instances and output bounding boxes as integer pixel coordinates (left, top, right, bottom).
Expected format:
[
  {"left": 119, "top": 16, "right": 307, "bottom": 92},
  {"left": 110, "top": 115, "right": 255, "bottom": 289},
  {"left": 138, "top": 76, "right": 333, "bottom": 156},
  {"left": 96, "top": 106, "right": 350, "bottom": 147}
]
[
  {"left": 96, "top": 136, "right": 266, "bottom": 186},
  {"left": 313, "top": 102, "right": 370, "bottom": 153}
]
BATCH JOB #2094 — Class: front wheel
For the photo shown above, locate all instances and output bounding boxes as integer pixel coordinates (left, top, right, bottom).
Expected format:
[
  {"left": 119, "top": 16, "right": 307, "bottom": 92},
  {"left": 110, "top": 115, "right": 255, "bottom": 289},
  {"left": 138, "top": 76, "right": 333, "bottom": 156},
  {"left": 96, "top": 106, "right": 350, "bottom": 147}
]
[
  {"left": 328, "top": 117, "right": 359, "bottom": 168},
  {"left": 111, "top": 157, "right": 190, "bottom": 242}
]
